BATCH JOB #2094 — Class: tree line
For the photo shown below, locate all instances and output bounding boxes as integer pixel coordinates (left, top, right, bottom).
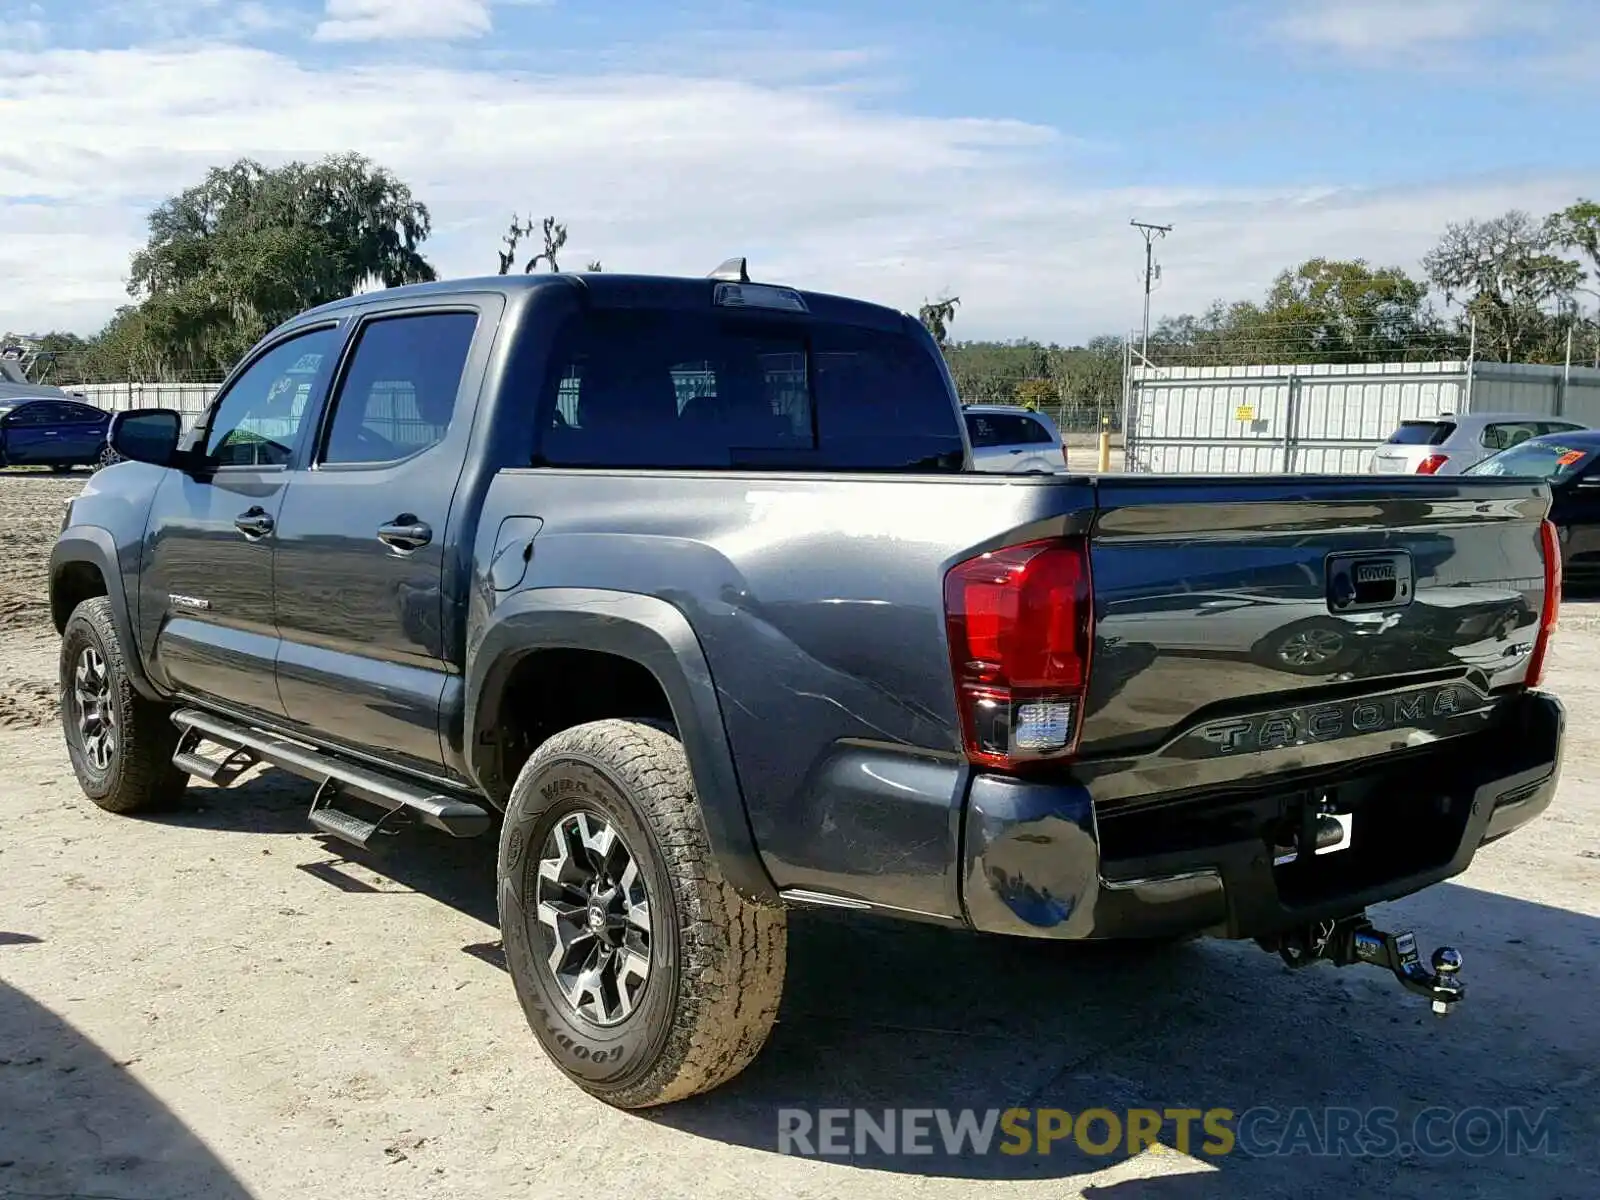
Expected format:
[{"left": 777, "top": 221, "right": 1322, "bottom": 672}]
[{"left": 11, "top": 155, "right": 1600, "bottom": 425}]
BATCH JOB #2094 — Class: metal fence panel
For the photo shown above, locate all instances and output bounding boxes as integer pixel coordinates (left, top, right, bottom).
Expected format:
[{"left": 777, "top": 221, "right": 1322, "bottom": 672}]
[
  {"left": 1126, "top": 360, "right": 1600, "bottom": 474},
  {"left": 68, "top": 382, "right": 220, "bottom": 430}
]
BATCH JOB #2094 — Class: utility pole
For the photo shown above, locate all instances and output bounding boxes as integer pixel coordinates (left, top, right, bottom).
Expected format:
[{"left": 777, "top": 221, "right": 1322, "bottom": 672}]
[{"left": 1130, "top": 219, "right": 1172, "bottom": 361}]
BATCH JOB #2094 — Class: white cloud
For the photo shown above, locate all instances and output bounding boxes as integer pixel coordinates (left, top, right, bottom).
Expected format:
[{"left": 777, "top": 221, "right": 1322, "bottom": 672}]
[
  {"left": 314, "top": 0, "right": 493, "bottom": 42},
  {"left": 1273, "top": 0, "right": 1558, "bottom": 58},
  {"left": 1, "top": 43, "right": 1595, "bottom": 343}
]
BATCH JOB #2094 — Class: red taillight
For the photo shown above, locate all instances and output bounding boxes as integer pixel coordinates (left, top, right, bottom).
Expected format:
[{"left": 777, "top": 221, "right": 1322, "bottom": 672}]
[
  {"left": 1416, "top": 455, "right": 1449, "bottom": 474},
  {"left": 944, "top": 538, "right": 1093, "bottom": 769},
  {"left": 1527, "top": 518, "right": 1562, "bottom": 687}
]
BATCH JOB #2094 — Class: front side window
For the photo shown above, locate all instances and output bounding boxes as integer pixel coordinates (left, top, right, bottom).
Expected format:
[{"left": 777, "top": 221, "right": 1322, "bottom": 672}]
[
  {"left": 321, "top": 312, "right": 479, "bottom": 466},
  {"left": 205, "top": 327, "right": 340, "bottom": 467},
  {"left": 7, "top": 403, "right": 58, "bottom": 426},
  {"left": 1480, "top": 422, "right": 1541, "bottom": 452}
]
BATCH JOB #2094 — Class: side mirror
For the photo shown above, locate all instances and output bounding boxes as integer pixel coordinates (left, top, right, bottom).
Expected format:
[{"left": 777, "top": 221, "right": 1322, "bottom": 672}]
[{"left": 108, "top": 409, "right": 185, "bottom": 468}]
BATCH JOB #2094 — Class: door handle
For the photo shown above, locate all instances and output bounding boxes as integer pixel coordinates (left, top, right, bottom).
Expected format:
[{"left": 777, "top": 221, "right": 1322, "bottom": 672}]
[
  {"left": 378, "top": 515, "right": 432, "bottom": 552},
  {"left": 234, "top": 507, "right": 275, "bottom": 539}
]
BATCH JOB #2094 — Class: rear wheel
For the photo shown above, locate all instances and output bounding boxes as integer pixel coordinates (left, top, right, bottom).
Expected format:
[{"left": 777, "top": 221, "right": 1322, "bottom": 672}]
[
  {"left": 59, "top": 597, "right": 187, "bottom": 813},
  {"left": 93, "top": 445, "right": 122, "bottom": 472},
  {"left": 497, "top": 719, "right": 786, "bottom": 1108}
]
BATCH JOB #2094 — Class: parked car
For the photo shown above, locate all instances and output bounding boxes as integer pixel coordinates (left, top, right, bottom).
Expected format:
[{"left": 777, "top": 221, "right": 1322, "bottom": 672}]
[
  {"left": 1466, "top": 428, "right": 1600, "bottom": 588},
  {"left": 963, "top": 403, "right": 1067, "bottom": 472},
  {"left": 0, "top": 397, "right": 113, "bottom": 472},
  {"left": 53, "top": 269, "right": 1562, "bottom": 1109},
  {"left": 1368, "top": 411, "right": 1586, "bottom": 476}
]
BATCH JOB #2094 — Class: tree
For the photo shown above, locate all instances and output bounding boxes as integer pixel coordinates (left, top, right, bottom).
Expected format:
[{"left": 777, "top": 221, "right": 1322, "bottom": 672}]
[
  {"left": 1423, "top": 210, "right": 1582, "bottom": 362},
  {"left": 918, "top": 296, "right": 960, "bottom": 348},
  {"left": 125, "top": 154, "right": 435, "bottom": 376},
  {"left": 1548, "top": 199, "right": 1600, "bottom": 291},
  {"left": 497, "top": 215, "right": 570, "bottom": 274},
  {"left": 1260, "top": 258, "right": 1435, "bottom": 360}
]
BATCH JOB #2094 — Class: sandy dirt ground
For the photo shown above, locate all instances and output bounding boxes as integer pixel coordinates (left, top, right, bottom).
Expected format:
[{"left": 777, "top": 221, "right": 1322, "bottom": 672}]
[{"left": 2, "top": 469, "right": 1598, "bottom": 1200}]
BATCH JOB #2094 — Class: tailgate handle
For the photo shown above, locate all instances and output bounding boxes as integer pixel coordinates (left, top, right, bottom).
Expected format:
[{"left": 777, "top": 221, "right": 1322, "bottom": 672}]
[{"left": 1327, "top": 551, "right": 1413, "bottom": 613}]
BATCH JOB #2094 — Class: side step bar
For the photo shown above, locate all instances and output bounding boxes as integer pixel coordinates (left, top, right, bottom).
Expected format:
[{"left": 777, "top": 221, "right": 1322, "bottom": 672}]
[{"left": 170, "top": 708, "right": 492, "bottom": 846}]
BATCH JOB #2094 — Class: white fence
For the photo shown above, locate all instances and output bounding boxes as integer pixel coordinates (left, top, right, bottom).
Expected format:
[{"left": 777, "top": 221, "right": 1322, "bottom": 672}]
[
  {"left": 1125, "top": 359, "right": 1600, "bottom": 474},
  {"left": 68, "top": 382, "right": 220, "bottom": 431}
]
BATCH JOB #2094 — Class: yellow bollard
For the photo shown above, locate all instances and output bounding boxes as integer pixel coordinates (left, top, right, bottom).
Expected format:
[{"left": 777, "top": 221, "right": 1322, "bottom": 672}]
[{"left": 1096, "top": 428, "right": 1111, "bottom": 473}]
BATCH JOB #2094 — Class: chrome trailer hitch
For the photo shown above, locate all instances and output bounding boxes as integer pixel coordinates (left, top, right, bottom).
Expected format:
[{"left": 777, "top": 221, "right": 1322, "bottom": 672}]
[{"left": 1260, "top": 914, "right": 1465, "bottom": 1016}]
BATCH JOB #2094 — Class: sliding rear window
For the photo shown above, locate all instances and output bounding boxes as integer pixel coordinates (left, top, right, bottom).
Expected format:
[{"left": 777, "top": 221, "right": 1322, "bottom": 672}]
[{"left": 534, "top": 309, "right": 964, "bottom": 471}]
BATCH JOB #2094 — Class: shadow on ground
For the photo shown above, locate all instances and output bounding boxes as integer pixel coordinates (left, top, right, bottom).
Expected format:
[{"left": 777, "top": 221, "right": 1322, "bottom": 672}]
[
  {"left": 0, "top": 965, "right": 253, "bottom": 1199},
  {"left": 125, "top": 761, "right": 1600, "bottom": 1194}
]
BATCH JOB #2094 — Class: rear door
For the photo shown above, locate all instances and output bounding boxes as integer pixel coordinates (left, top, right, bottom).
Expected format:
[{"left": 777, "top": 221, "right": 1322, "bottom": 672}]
[
  {"left": 56, "top": 401, "right": 110, "bottom": 461},
  {"left": 270, "top": 302, "right": 496, "bottom": 771}
]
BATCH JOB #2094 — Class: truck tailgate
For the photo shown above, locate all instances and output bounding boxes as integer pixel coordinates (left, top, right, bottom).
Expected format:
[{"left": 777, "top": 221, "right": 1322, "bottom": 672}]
[{"left": 1082, "top": 475, "right": 1553, "bottom": 769}]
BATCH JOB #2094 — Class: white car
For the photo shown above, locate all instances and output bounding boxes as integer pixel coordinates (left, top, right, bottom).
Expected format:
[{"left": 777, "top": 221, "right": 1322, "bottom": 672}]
[
  {"left": 963, "top": 404, "right": 1067, "bottom": 473},
  {"left": 1368, "top": 412, "right": 1587, "bottom": 475}
]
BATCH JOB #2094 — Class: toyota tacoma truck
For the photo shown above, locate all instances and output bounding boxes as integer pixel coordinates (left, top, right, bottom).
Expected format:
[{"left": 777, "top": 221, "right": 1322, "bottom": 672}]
[{"left": 50, "top": 264, "right": 1564, "bottom": 1109}]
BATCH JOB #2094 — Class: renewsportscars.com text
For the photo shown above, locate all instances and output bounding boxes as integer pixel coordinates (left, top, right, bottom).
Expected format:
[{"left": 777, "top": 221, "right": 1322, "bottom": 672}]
[{"left": 776, "top": 1106, "right": 1559, "bottom": 1160}]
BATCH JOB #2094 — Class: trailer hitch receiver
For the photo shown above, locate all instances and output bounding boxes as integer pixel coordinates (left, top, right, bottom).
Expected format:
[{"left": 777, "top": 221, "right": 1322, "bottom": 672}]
[{"left": 1263, "top": 914, "right": 1465, "bottom": 1016}]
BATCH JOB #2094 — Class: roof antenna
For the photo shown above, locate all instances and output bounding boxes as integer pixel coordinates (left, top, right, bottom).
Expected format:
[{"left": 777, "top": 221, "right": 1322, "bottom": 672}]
[{"left": 708, "top": 257, "right": 750, "bottom": 283}]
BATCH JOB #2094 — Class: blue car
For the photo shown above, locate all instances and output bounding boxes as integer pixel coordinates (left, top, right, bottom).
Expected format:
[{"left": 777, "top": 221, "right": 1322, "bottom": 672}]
[{"left": 0, "top": 397, "right": 113, "bottom": 472}]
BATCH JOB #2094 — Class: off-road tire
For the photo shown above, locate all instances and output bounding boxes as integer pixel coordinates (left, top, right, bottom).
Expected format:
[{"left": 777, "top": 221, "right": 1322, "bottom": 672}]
[
  {"left": 497, "top": 719, "right": 786, "bottom": 1108},
  {"left": 59, "top": 597, "right": 187, "bottom": 814}
]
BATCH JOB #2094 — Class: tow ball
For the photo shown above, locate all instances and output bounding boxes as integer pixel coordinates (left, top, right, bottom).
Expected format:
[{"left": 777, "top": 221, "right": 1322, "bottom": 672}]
[{"left": 1260, "top": 914, "right": 1465, "bottom": 1016}]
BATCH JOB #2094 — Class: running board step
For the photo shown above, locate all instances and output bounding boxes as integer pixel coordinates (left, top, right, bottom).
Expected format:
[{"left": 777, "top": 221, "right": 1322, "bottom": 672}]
[
  {"left": 170, "top": 708, "right": 492, "bottom": 840},
  {"left": 307, "top": 801, "right": 383, "bottom": 849},
  {"left": 172, "top": 726, "right": 260, "bottom": 786}
]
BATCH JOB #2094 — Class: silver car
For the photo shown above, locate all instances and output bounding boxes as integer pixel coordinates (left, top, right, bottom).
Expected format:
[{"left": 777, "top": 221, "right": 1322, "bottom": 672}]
[
  {"left": 963, "top": 404, "right": 1067, "bottom": 473},
  {"left": 1368, "top": 411, "right": 1587, "bottom": 475}
]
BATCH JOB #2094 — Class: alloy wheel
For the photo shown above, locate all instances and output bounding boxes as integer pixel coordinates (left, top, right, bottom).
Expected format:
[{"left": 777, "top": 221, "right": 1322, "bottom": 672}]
[
  {"left": 1279, "top": 627, "right": 1344, "bottom": 668},
  {"left": 72, "top": 646, "right": 116, "bottom": 772},
  {"left": 534, "top": 810, "right": 653, "bottom": 1027}
]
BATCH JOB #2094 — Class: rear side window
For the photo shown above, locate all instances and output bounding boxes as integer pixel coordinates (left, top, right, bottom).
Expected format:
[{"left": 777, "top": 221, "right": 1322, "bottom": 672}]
[
  {"left": 536, "top": 310, "right": 963, "bottom": 471},
  {"left": 966, "top": 413, "right": 1057, "bottom": 447},
  {"left": 322, "top": 312, "right": 478, "bottom": 466},
  {"left": 1387, "top": 420, "right": 1455, "bottom": 446}
]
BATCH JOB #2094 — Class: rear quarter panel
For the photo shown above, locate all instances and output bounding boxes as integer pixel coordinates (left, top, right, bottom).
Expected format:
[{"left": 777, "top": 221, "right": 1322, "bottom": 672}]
[{"left": 471, "top": 470, "right": 1097, "bottom": 918}]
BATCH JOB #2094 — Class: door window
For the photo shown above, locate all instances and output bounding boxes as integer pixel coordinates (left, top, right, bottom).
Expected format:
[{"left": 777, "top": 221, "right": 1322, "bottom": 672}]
[
  {"left": 1479, "top": 422, "right": 1542, "bottom": 451},
  {"left": 320, "top": 312, "right": 479, "bottom": 466},
  {"left": 6, "top": 402, "right": 58, "bottom": 426},
  {"left": 205, "top": 327, "right": 341, "bottom": 467}
]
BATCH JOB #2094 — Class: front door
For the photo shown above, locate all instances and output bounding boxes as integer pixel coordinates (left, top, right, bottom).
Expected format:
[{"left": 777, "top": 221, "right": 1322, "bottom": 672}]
[
  {"left": 272, "top": 306, "right": 488, "bottom": 770},
  {"left": 139, "top": 325, "right": 344, "bottom": 719}
]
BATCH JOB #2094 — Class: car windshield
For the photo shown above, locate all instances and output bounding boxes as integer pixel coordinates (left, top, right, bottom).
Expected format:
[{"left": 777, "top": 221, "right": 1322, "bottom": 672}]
[{"left": 1465, "top": 440, "right": 1596, "bottom": 480}]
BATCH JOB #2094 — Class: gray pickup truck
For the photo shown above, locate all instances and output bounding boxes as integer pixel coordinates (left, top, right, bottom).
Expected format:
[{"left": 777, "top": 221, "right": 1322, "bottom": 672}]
[{"left": 50, "top": 264, "right": 1564, "bottom": 1109}]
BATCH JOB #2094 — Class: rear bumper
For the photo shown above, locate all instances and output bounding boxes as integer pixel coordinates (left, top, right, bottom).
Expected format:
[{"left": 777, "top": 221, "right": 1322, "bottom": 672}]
[{"left": 961, "top": 690, "right": 1563, "bottom": 942}]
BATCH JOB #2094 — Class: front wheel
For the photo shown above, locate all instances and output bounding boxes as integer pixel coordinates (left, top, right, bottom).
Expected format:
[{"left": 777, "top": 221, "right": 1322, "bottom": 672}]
[
  {"left": 497, "top": 720, "right": 786, "bottom": 1108},
  {"left": 59, "top": 597, "right": 187, "bottom": 813}
]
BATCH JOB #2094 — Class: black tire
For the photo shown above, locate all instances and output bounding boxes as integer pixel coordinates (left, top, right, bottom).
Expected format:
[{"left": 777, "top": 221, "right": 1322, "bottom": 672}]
[
  {"left": 59, "top": 597, "right": 187, "bottom": 814},
  {"left": 93, "top": 445, "right": 122, "bottom": 472},
  {"left": 497, "top": 719, "right": 786, "bottom": 1109}
]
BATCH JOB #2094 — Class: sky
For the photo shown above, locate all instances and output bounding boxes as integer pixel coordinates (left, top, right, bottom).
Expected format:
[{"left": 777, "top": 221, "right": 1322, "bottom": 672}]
[{"left": 4, "top": 0, "right": 1600, "bottom": 343}]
